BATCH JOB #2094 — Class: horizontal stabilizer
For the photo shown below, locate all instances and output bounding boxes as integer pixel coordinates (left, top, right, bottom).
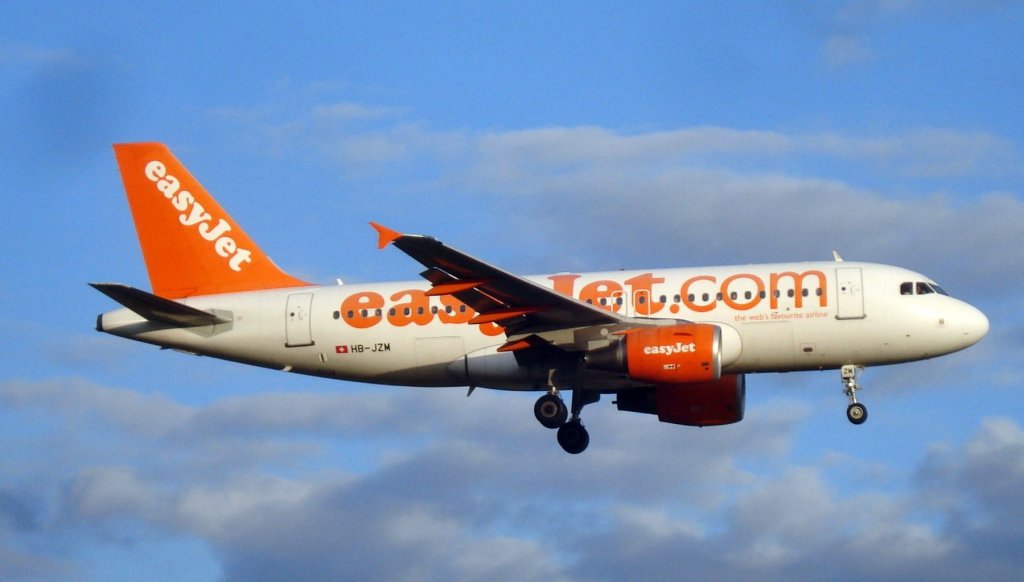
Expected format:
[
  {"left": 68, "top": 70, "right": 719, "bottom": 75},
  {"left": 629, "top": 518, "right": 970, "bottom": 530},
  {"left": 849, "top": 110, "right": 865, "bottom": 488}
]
[{"left": 90, "top": 283, "right": 230, "bottom": 327}]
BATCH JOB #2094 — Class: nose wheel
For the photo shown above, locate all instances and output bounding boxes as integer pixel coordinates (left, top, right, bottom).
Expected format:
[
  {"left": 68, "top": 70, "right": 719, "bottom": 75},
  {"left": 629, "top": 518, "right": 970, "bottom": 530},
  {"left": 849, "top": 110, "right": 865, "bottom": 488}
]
[
  {"left": 842, "top": 365, "right": 868, "bottom": 425},
  {"left": 847, "top": 402, "right": 868, "bottom": 424}
]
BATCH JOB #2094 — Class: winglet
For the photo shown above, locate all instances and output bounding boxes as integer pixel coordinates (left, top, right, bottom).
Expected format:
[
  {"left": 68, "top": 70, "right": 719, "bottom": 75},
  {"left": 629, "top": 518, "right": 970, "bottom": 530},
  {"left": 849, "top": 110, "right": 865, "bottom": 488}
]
[{"left": 370, "top": 222, "right": 403, "bottom": 249}]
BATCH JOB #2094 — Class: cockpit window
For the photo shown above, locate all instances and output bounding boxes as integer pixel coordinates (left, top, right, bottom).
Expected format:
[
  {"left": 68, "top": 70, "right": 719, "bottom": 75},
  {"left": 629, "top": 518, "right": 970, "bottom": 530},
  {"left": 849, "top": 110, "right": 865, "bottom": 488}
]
[{"left": 900, "top": 281, "right": 949, "bottom": 296}]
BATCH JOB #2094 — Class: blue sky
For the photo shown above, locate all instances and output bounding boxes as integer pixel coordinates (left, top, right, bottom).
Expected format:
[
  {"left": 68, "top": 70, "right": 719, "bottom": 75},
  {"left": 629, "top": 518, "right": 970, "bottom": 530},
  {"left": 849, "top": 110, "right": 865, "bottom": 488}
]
[{"left": 2, "top": 1, "right": 1023, "bottom": 580}]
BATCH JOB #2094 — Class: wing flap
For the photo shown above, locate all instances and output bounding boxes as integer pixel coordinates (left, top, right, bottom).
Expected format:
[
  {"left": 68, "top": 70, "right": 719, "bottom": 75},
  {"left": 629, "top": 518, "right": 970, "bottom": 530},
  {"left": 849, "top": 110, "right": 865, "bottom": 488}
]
[
  {"left": 496, "top": 335, "right": 553, "bottom": 353},
  {"left": 423, "top": 279, "right": 488, "bottom": 297},
  {"left": 469, "top": 307, "right": 542, "bottom": 325}
]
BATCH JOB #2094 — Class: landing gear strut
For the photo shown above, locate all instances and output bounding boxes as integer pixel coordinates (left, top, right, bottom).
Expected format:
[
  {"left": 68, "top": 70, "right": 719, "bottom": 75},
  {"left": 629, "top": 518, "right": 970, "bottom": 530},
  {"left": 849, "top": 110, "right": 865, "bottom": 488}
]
[
  {"left": 842, "top": 365, "right": 868, "bottom": 425},
  {"left": 558, "top": 390, "right": 599, "bottom": 454},
  {"left": 532, "top": 381, "right": 599, "bottom": 454}
]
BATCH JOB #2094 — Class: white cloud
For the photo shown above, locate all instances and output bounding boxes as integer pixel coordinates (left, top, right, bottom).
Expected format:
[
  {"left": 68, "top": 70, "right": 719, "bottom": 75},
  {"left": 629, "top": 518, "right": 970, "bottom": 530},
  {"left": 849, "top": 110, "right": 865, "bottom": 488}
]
[
  {"left": 788, "top": 0, "right": 1019, "bottom": 69},
  {"left": 433, "top": 125, "right": 1021, "bottom": 297},
  {"left": 823, "top": 33, "right": 873, "bottom": 67},
  {"left": 0, "top": 547, "right": 74, "bottom": 581},
  {"left": 10, "top": 96, "right": 1023, "bottom": 579},
  {"left": 0, "top": 41, "right": 78, "bottom": 68},
  {"left": 5, "top": 373, "right": 1024, "bottom": 580},
  {"left": 67, "top": 466, "right": 161, "bottom": 521},
  {"left": 0, "top": 378, "right": 190, "bottom": 439},
  {"left": 214, "top": 107, "right": 1023, "bottom": 296},
  {"left": 312, "top": 102, "right": 410, "bottom": 123}
]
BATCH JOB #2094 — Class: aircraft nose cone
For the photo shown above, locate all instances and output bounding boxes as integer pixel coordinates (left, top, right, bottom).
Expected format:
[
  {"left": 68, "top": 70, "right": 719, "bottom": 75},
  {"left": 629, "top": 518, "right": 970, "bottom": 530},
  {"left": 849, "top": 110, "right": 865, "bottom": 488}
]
[{"left": 960, "top": 303, "right": 989, "bottom": 346}]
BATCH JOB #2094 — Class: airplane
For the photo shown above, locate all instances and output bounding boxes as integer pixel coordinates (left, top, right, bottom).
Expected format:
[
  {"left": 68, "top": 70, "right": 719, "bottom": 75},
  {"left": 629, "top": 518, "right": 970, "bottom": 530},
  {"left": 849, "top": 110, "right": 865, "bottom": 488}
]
[{"left": 93, "top": 142, "right": 990, "bottom": 454}]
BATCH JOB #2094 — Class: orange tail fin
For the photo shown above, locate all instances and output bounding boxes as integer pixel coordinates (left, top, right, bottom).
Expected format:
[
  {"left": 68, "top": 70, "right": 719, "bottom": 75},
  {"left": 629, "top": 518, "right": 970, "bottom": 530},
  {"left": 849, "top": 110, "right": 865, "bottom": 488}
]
[{"left": 113, "top": 143, "right": 311, "bottom": 298}]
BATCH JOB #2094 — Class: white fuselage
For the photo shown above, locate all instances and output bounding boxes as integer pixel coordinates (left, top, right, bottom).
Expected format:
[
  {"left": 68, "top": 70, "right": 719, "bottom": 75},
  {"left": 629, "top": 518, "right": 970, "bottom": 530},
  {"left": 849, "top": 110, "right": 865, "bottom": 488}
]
[{"left": 97, "top": 261, "right": 989, "bottom": 392}]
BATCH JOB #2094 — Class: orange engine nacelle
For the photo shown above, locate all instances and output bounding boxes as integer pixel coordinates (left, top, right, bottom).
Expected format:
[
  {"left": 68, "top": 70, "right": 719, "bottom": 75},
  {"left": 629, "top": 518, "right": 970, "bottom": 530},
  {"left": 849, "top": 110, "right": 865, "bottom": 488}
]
[
  {"left": 587, "top": 323, "right": 722, "bottom": 384},
  {"left": 615, "top": 374, "right": 746, "bottom": 427}
]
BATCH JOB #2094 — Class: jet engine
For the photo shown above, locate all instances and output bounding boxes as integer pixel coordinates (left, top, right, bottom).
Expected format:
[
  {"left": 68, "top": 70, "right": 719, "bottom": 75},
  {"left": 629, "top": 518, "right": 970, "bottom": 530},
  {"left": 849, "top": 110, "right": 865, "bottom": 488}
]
[{"left": 586, "top": 323, "right": 721, "bottom": 384}]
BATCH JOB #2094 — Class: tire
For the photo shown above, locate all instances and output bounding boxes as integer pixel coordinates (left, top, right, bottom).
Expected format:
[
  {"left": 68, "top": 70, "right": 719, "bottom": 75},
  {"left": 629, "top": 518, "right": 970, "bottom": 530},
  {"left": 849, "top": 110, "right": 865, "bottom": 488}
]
[
  {"left": 557, "top": 421, "right": 590, "bottom": 454},
  {"left": 847, "top": 402, "right": 868, "bottom": 425},
  {"left": 534, "top": 394, "right": 568, "bottom": 429}
]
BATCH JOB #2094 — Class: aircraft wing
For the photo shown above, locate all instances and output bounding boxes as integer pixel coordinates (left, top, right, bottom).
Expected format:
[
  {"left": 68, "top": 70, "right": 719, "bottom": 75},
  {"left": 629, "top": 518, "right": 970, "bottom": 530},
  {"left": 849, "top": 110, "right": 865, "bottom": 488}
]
[{"left": 371, "top": 223, "right": 630, "bottom": 339}]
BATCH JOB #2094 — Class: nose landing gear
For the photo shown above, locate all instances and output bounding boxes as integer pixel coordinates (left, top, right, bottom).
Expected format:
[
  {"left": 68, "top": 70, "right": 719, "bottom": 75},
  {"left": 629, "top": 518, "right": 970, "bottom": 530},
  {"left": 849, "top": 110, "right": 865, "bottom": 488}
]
[{"left": 842, "top": 364, "right": 868, "bottom": 425}]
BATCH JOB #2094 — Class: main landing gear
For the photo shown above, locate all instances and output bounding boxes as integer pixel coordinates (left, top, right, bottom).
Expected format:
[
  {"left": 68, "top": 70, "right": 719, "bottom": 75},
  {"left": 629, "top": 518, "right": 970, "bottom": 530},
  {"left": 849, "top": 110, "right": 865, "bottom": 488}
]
[
  {"left": 533, "top": 387, "right": 599, "bottom": 454},
  {"left": 842, "top": 364, "right": 868, "bottom": 425}
]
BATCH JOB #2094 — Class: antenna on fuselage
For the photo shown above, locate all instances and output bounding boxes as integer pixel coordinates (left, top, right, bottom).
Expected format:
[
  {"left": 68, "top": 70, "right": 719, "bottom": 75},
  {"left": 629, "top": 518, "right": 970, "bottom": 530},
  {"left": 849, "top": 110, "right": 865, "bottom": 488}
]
[{"left": 832, "top": 250, "right": 844, "bottom": 262}]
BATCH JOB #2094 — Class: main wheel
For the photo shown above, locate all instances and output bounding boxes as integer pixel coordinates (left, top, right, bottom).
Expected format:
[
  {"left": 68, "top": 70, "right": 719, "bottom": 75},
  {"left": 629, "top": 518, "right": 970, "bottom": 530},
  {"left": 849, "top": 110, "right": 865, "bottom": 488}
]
[
  {"left": 846, "top": 402, "right": 868, "bottom": 425},
  {"left": 557, "top": 420, "right": 590, "bottom": 454},
  {"left": 534, "top": 394, "right": 568, "bottom": 429}
]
